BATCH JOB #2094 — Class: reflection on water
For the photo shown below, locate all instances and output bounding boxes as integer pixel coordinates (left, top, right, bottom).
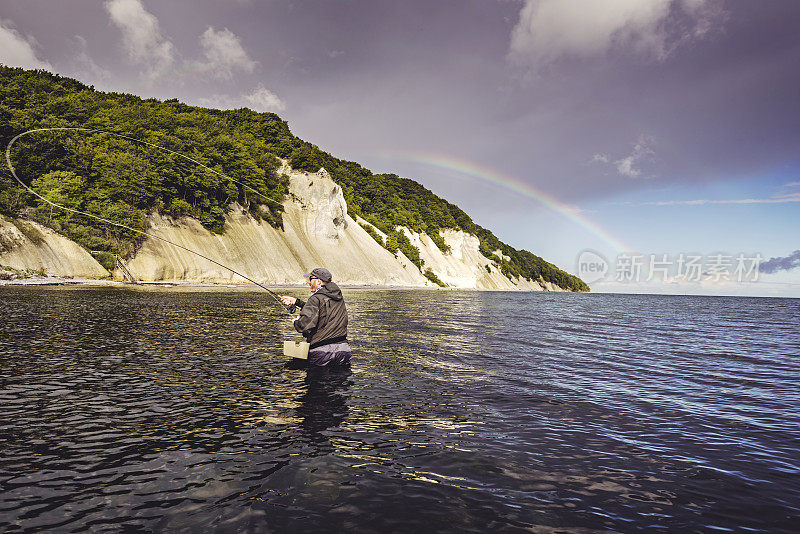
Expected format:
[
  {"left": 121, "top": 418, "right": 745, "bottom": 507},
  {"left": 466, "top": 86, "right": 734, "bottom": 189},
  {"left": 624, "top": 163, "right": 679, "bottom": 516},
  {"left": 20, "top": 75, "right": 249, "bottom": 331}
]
[
  {"left": 297, "top": 367, "right": 352, "bottom": 442},
  {"left": 1, "top": 287, "right": 799, "bottom": 532}
]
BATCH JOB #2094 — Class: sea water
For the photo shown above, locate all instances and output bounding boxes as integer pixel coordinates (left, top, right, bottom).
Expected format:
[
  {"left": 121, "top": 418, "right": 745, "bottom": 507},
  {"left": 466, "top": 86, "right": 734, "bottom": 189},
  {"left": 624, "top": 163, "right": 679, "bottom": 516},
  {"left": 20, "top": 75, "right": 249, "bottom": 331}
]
[{"left": 1, "top": 287, "right": 798, "bottom": 532}]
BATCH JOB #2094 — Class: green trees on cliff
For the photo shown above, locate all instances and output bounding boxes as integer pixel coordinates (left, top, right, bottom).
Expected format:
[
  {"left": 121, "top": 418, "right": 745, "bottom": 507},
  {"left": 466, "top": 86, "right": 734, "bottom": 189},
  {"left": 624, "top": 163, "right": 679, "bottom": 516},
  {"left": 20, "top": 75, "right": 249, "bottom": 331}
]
[{"left": 0, "top": 66, "right": 588, "bottom": 290}]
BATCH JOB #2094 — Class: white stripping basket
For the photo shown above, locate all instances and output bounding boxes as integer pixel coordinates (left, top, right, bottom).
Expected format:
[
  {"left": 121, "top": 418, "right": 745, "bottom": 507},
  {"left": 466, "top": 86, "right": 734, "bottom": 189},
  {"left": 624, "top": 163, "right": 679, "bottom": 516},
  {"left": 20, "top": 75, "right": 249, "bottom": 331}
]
[{"left": 283, "top": 340, "right": 310, "bottom": 359}]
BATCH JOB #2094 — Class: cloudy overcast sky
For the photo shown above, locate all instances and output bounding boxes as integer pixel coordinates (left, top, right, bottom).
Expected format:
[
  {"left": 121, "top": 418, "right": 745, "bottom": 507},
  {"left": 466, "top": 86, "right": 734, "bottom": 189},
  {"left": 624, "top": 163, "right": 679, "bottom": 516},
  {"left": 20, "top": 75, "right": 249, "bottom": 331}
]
[{"left": 2, "top": 0, "right": 799, "bottom": 295}]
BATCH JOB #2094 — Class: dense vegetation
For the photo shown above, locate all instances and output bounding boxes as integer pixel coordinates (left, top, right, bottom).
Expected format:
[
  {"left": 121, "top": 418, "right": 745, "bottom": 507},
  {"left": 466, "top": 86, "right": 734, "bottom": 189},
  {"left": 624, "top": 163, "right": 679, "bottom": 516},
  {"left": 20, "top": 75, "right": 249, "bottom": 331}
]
[{"left": 0, "top": 66, "right": 588, "bottom": 290}]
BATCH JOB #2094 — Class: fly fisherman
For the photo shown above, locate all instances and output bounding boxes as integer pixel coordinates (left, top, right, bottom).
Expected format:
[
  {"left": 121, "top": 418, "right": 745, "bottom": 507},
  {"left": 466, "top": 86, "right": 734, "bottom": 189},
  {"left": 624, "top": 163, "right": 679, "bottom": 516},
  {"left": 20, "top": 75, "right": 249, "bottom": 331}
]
[{"left": 280, "top": 268, "right": 352, "bottom": 366}]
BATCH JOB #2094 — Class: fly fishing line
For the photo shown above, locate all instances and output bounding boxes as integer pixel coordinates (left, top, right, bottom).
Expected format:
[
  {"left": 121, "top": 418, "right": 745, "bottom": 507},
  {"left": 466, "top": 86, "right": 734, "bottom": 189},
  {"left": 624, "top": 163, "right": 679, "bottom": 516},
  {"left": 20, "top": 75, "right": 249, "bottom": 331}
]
[{"left": 5, "top": 127, "right": 293, "bottom": 314}]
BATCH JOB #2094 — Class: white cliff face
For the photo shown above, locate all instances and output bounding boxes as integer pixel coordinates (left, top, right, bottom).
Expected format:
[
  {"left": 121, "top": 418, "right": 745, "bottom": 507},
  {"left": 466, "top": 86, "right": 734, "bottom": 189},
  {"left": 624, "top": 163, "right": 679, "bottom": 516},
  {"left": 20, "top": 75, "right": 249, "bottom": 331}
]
[
  {"left": 397, "top": 226, "right": 549, "bottom": 291},
  {"left": 288, "top": 167, "right": 348, "bottom": 242},
  {"left": 125, "top": 166, "right": 430, "bottom": 286},
  {"left": 0, "top": 165, "right": 571, "bottom": 291},
  {"left": 0, "top": 216, "right": 108, "bottom": 278}
]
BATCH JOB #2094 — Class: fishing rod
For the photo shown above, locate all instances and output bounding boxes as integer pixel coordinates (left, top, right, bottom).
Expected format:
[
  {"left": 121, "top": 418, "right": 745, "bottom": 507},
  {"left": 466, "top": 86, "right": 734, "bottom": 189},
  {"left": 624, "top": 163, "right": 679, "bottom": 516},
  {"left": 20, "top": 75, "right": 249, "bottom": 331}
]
[{"left": 4, "top": 127, "right": 293, "bottom": 315}]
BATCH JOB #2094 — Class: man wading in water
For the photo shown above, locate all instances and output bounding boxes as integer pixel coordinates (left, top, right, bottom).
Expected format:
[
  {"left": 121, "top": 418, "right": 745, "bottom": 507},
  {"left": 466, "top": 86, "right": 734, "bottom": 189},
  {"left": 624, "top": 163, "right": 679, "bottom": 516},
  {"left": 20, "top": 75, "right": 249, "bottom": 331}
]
[{"left": 280, "top": 268, "right": 352, "bottom": 366}]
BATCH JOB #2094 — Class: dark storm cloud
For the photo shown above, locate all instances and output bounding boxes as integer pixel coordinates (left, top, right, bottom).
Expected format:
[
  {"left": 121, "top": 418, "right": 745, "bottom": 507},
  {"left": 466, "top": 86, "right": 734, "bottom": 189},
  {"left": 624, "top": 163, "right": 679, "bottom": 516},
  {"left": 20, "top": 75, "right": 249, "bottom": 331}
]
[
  {"left": 761, "top": 250, "right": 800, "bottom": 274},
  {"left": 472, "top": 0, "right": 800, "bottom": 201}
]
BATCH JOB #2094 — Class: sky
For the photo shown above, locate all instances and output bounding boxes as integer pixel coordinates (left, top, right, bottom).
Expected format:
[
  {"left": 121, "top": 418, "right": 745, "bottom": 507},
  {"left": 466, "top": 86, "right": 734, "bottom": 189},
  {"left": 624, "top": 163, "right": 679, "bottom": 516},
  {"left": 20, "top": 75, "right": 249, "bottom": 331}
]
[{"left": 1, "top": 0, "right": 799, "bottom": 296}]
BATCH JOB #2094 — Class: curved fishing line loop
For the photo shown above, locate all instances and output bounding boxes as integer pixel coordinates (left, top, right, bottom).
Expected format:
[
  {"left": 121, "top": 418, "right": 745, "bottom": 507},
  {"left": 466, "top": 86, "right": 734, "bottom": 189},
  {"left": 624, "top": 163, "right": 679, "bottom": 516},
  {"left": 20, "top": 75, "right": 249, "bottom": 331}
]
[{"left": 5, "top": 127, "right": 292, "bottom": 314}]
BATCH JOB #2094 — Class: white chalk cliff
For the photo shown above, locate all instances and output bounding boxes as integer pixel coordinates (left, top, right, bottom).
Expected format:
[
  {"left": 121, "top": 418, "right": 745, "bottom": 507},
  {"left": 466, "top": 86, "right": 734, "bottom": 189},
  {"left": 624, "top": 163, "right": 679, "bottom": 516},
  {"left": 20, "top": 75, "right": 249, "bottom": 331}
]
[
  {"left": 0, "top": 165, "right": 564, "bottom": 290},
  {"left": 0, "top": 216, "right": 108, "bottom": 278},
  {"left": 125, "top": 166, "right": 429, "bottom": 285}
]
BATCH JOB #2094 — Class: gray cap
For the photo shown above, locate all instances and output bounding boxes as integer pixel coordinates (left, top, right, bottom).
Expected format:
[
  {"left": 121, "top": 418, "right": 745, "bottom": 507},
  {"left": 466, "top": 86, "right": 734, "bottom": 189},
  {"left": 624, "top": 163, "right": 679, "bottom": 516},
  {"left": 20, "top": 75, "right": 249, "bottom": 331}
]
[{"left": 304, "top": 267, "right": 332, "bottom": 282}]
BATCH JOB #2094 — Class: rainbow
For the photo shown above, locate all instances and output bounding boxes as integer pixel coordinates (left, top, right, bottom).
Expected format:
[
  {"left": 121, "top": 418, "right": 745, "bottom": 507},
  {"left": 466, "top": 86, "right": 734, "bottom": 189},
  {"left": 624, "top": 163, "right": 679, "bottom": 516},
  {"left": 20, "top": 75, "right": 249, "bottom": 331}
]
[{"left": 377, "top": 150, "right": 632, "bottom": 253}]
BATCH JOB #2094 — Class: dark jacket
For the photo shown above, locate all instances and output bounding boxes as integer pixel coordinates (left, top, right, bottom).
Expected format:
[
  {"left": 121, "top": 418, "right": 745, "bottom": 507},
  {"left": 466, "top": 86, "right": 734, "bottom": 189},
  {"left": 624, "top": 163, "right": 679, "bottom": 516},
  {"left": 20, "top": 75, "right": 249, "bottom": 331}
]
[{"left": 294, "top": 282, "right": 348, "bottom": 349}]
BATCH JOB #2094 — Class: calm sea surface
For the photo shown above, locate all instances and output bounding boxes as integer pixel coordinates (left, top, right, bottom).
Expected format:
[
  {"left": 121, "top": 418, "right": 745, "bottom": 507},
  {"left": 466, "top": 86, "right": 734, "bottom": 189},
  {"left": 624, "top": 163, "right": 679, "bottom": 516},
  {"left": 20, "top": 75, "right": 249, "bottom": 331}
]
[{"left": 1, "top": 287, "right": 798, "bottom": 533}]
